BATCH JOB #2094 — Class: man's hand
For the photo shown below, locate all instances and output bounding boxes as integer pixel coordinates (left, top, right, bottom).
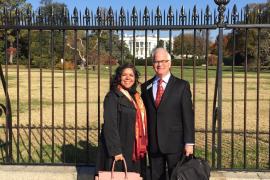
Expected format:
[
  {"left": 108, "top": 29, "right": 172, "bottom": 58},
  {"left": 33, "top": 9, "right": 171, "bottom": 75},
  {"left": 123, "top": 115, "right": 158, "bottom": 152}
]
[
  {"left": 114, "top": 154, "right": 124, "bottom": 161},
  {"left": 185, "top": 145, "right": 194, "bottom": 156}
]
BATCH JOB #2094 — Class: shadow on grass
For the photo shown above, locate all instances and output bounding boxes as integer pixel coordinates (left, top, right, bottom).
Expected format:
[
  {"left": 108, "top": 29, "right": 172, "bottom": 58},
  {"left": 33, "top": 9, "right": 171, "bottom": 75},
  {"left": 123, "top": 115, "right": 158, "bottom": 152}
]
[
  {"left": 0, "top": 138, "right": 7, "bottom": 162},
  {"left": 60, "top": 140, "right": 98, "bottom": 164},
  {"left": 60, "top": 140, "right": 98, "bottom": 180}
]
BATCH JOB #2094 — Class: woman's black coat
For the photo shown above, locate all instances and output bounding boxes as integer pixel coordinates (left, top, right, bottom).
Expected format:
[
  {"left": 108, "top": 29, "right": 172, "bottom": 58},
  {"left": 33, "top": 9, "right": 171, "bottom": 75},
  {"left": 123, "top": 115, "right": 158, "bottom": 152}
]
[{"left": 99, "top": 89, "right": 138, "bottom": 171}]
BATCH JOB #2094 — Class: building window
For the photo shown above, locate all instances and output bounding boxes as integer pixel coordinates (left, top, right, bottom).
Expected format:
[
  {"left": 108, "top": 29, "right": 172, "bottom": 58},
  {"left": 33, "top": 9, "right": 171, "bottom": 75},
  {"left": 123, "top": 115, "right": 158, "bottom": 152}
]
[
  {"left": 136, "top": 48, "right": 139, "bottom": 56},
  {"left": 140, "top": 48, "right": 144, "bottom": 57}
]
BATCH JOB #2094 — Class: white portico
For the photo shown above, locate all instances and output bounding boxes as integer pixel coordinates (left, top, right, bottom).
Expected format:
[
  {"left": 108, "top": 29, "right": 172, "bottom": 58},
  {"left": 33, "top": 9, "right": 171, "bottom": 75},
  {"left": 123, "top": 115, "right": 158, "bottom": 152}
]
[{"left": 123, "top": 34, "right": 173, "bottom": 59}]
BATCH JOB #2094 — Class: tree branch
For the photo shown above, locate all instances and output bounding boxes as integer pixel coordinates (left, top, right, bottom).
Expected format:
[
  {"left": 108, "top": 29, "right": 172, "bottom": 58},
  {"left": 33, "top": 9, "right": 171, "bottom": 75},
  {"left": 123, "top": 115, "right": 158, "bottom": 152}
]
[{"left": 66, "top": 42, "right": 85, "bottom": 61}]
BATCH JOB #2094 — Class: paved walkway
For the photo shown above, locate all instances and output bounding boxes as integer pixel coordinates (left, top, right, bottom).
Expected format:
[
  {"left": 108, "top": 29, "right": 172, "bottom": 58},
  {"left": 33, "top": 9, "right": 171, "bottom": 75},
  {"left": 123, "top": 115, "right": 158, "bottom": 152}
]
[
  {"left": 0, "top": 165, "right": 270, "bottom": 180},
  {"left": 211, "top": 171, "right": 270, "bottom": 180}
]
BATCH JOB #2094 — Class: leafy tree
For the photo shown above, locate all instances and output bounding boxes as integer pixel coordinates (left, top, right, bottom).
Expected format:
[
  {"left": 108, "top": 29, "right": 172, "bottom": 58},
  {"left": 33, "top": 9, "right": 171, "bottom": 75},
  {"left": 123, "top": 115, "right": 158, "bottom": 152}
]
[
  {"left": 210, "top": 34, "right": 230, "bottom": 58},
  {"left": 173, "top": 32, "right": 206, "bottom": 57},
  {"left": 0, "top": 0, "right": 31, "bottom": 13},
  {"left": 259, "top": 30, "right": 270, "bottom": 66},
  {"left": 225, "top": 29, "right": 258, "bottom": 66},
  {"left": 0, "top": 1, "right": 134, "bottom": 68},
  {"left": 29, "top": 0, "right": 68, "bottom": 68},
  {"left": 157, "top": 40, "right": 165, "bottom": 48},
  {"left": 224, "top": 2, "right": 270, "bottom": 68},
  {"left": 39, "top": 0, "right": 67, "bottom": 22},
  {"left": 248, "top": 2, "right": 270, "bottom": 67},
  {"left": 0, "top": 0, "right": 31, "bottom": 64},
  {"left": 77, "top": 31, "right": 132, "bottom": 66}
]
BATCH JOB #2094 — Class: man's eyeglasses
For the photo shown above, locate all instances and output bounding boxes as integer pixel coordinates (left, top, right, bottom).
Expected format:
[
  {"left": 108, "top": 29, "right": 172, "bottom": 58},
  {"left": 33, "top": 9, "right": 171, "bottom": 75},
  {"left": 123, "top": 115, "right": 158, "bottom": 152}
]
[{"left": 153, "top": 60, "right": 169, "bottom": 65}]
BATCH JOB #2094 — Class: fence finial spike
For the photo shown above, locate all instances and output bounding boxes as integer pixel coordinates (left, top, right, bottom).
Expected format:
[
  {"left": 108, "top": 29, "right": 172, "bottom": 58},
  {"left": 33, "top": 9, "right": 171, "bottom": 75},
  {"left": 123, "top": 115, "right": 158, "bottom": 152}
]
[
  {"left": 231, "top": 4, "right": 238, "bottom": 23},
  {"left": 72, "top": 7, "right": 78, "bottom": 25},
  {"left": 3, "top": 7, "right": 6, "bottom": 14},
  {"left": 244, "top": 4, "right": 250, "bottom": 23},
  {"left": 85, "top": 7, "right": 90, "bottom": 16},
  {"left": 84, "top": 7, "right": 90, "bottom": 25},
  {"left": 205, "top": 5, "right": 211, "bottom": 23},
  {"left": 73, "top": 7, "right": 78, "bottom": 16},
  {"left": 132, "top": 6, "right": 137, "bottom": 17},
  {"left": 193, "top": 5, "right": 197, "bottom": 16},
  {"left": 257, "top": 5, "right": 262, "bottom": 15},
  {"left": 232, "top": 4, "right": 237, "bottom": 15},
  {"left": 131, "top": 6, "right": 137, "bottom": 25},
  {"left": 27, "top": 6, "right": 31, "bottom": 16},
  {"left": 51, "top": 5, "right": 54, "bottom": 16},
  {"left": 155, "top": 6, "right": 162, "bottom": 24},
  {"left": 108, "top": 6, "right": 113, "bottom": 16},
  {"left": 168, "top": 6, "right": 174, "bottom": 17},
  {"left": 144, "top": 6, "right": 149, "bottom": 17},
  {"left": 120, "top": 6, "right": 126, "bottom": 22},
  {"left": 245, "top": 4, "right": 250, "bottom": 14},
  {"left": 257, "top": 5, "right": 262, "bottom": 23},
  {"left": 97, "top": 7, "right": 101, "bottom": 16},
  {"left": 38, "top": 7, "right": 41, "bottom": 16},
  {"left": 192, "top": 5, "right": 198, "bottom": 23},
  {"left": 206, "top": 5, "right": 210, "bottom": 14},
  {"left": 156, "top": 6, "right": 161, "bottom": 17},
  {"left": 120, "top": 7, "right": 125, "bottom": 16},
  {"left": 181, "top": 6, "right": 185, "bottom": 16}
]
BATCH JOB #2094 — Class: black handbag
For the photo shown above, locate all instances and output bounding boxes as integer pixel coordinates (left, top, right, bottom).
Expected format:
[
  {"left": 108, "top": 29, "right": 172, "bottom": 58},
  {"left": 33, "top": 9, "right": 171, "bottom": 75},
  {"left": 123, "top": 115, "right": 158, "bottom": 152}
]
[{"left": 170, "top": 155, "right": 210, "bottom": 180}]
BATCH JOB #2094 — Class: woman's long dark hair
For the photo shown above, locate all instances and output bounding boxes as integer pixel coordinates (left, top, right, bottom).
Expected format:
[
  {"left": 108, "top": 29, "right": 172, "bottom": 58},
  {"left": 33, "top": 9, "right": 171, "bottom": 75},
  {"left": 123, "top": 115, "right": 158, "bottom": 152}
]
[{"left": 110, "top": 63, "right": 140, "bottom": 93}]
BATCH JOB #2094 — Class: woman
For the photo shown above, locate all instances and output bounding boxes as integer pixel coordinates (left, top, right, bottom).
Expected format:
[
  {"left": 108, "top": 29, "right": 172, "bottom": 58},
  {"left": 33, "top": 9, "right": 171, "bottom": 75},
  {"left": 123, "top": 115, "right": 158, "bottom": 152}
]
[{"left": 99, "top": 63, "right": 147, "bottom": 177}]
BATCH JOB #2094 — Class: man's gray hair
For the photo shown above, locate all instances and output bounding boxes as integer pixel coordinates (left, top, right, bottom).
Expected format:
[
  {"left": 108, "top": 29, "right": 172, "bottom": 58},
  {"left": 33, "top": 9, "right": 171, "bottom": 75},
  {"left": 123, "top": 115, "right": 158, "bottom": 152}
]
[{"left": 151, "top": 47, "right": 171, "bottom": 61}]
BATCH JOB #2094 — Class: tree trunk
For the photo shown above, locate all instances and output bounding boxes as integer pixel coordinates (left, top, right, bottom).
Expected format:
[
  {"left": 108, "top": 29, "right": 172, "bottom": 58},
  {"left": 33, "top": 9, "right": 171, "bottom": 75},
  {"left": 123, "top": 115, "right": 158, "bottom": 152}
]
[{"left": 9, "top": 53, "right": 13, "bottom": 64}]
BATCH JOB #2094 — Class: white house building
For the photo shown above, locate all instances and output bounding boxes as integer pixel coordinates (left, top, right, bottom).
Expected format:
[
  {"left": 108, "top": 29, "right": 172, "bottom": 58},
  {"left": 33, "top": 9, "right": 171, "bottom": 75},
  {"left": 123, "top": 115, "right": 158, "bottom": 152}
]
[{"left": 123, "top": 34, "right": 173, "bottom": 59}]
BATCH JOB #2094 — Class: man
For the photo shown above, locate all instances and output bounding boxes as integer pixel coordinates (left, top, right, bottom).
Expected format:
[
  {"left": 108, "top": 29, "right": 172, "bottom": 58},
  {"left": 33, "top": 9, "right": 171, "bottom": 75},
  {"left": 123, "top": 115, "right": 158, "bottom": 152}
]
[{"left": 141, "top": 48, "right": 195, "bottom": 180}]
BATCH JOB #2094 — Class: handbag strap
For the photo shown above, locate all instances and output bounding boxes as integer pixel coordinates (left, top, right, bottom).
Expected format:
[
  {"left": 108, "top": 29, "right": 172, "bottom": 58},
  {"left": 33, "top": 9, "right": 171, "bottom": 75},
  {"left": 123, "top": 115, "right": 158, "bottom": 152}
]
[{"left": 111, "top": 158, "right": 128, "bottom": 179}]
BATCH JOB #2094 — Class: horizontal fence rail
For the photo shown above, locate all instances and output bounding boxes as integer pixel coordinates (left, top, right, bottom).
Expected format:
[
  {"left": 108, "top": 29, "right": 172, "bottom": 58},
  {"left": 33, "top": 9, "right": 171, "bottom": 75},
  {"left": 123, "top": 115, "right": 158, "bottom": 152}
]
[{"left": 0, "top": 1, "right": 270, "bottom": 171}]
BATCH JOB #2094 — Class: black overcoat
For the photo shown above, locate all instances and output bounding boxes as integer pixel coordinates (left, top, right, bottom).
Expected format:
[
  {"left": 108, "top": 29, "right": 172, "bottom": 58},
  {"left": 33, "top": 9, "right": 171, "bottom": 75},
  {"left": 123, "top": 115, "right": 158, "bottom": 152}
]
[{"left": 99, "top": 89, "right": 140, "bottom": 171}]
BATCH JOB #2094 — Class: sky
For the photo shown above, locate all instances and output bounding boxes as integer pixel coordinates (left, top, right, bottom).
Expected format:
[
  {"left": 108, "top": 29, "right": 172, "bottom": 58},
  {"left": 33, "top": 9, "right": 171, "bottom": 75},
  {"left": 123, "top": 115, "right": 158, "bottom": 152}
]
[{"left": 27, "top": 0, "right": 267, "bottom": 13}]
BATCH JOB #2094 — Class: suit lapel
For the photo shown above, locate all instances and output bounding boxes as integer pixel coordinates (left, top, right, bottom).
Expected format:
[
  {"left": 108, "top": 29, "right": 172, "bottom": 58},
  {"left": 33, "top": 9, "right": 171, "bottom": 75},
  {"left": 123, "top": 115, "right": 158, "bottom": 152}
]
[
  {"left": 158, "top": 75, "right": 176, "bottom": 108},
  {"left": 146, "top": 77, "right": 156, "bottom": 108}
]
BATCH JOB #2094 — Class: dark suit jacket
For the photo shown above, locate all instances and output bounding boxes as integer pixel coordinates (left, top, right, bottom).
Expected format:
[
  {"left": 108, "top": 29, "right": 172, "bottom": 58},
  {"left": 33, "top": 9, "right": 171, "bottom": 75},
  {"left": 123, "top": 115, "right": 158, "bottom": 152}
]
[{"left": 141, "top": 74, "right": 194, "bottom": 154}]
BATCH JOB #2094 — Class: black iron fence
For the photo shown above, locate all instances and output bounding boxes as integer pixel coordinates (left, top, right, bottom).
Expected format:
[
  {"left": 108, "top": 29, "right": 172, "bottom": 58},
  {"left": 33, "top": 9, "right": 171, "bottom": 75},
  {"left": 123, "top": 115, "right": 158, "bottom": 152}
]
[{"left": 0, "top": 1, "right": 270, "bottom": 170}]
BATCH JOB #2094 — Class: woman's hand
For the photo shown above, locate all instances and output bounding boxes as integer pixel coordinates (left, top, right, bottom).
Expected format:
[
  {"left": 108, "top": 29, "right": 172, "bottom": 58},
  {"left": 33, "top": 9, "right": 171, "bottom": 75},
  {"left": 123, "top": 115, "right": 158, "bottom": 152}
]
[{"left": 114, "top": 154, "right": 124, "bottom": 161}]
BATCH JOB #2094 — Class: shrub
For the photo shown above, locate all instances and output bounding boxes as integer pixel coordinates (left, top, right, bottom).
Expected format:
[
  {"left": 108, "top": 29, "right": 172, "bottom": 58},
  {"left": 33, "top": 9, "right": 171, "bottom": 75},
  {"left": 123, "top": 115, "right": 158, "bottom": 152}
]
[
  {"left": 223, "top": 56, "right": 233, "bottom": 66},
  {"left": 172, "top": 58, "right": 206, "bottom": 66}
]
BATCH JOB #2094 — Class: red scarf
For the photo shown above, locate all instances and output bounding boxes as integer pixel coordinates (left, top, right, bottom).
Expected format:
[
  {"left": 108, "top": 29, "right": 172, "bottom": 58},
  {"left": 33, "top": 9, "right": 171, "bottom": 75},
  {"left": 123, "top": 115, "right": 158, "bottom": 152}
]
[{"left": 118, "top": 86, "right": 148, "bottom": 161}]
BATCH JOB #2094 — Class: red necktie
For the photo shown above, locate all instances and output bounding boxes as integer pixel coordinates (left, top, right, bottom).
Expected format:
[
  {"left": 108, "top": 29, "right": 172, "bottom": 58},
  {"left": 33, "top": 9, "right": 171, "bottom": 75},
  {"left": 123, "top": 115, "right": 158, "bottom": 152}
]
[{"left": 155, "top": 79, "right": 164, "bottom": 107}]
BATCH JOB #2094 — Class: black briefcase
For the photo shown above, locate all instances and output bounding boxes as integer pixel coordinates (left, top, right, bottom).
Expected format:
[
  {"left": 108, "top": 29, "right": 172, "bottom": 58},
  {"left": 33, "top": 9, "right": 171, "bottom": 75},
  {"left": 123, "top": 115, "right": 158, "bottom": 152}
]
[{"left": 170, "top": 155, "right": 210, "bottom": 180}]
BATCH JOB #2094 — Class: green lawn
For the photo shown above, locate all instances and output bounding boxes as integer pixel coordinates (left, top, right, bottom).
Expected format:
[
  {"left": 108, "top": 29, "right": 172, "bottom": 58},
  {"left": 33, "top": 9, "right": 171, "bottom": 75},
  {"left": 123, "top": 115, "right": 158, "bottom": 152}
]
[{"left": 0, "top": 65, "right": 269, "bottom": 168}]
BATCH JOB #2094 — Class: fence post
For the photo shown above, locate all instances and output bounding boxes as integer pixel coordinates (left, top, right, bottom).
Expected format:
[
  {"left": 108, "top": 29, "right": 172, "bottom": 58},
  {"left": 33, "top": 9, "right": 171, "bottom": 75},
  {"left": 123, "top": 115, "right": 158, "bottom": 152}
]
[
  {"left": 213, "top": 0, "right": 230, "bottom": 169},
  {"left": 0, "top": 63, "right": 12, "bottom": 163}
]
